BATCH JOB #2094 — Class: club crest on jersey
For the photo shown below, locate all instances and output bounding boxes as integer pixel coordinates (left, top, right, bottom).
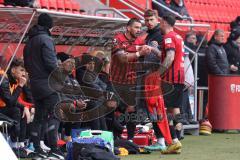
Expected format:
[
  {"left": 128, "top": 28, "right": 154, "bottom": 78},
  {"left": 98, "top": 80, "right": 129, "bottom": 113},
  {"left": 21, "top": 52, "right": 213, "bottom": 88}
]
[{"left": 165, "top": 38, "right": 172, "bottom": 44}]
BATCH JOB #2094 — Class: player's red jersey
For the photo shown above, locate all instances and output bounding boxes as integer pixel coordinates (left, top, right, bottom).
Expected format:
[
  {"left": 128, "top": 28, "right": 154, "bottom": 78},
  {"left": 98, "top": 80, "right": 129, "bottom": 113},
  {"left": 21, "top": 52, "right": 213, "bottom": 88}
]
[
  {"left": 161, "top": 31, "right": 185, "bottom": 84},
  {"left": 110, "top": 33, "right": 145, "bottom": 84}
]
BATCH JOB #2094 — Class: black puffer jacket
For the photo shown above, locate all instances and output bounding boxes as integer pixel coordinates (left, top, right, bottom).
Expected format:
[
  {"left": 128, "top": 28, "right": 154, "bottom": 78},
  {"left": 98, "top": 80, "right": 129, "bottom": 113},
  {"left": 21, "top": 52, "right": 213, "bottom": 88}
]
[
  {"left": 144, "top": 24, "right": 162, "bottom": 64},
  {"left": 76, "top": 67, "right": 107, "bottom": 92},
  {"left": 23, "top": 25, "right": 58, "bottom": 100},
  {"left": 224, "top": 40, "right": 240, "bottom": 74},
  {"left": 145, "top": 24, "right": 163, "bottom": 46},
  {"left": 0, "top": 73, "right": 23, "bottom": 109},
  {"left": 206, "top": 38, "right": 229, "bottom": 75}
]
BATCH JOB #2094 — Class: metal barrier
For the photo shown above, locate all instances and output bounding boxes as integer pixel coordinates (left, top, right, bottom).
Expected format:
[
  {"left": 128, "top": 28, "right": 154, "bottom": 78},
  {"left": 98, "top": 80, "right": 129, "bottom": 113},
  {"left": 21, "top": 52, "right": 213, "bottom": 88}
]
[
  {"left": 152, "top": 0, "right": 192, "bottom": 21},
  {"left": 94, "top": 8, "right": 129, "bottom": 19}
]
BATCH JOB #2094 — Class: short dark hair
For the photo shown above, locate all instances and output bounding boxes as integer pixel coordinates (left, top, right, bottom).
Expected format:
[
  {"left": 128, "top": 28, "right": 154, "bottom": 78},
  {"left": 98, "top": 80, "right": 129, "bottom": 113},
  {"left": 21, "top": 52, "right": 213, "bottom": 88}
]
[
  {"left": 235, "top": 16, "right": 240, "bottom": 23},
  {"left": 9, "top": 59, "right": 24, "bottom": 70},
  {"left": 127, "top": 18, "right": 141, "bottom": 26},
  {"left": 144, "top": 9, "right": 158, "bottom": 18},
  {"left": 229, "top": 27, "right": 240, "bottom": 40},
  {"left": 162, "top": 14, "right": 176, "bottom": 27},
  {"left": 185, "top": 31, "right": 196, "bottom": 39},
  {"left": 230, "top": 21, "right": 238, "bottom": 30},
  {"left": 57, "top": 52, "right": 73, "bottom": 62}
]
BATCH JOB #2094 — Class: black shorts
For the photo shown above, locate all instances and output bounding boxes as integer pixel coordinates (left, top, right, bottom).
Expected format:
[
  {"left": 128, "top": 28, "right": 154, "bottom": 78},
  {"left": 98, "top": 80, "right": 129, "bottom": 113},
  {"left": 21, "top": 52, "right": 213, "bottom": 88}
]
[
  {"left": 163, "top": 84, "right": 184, "bottom": 108},
  {"left": 112, "top": 83, "right": 136, "bottom": 106}
]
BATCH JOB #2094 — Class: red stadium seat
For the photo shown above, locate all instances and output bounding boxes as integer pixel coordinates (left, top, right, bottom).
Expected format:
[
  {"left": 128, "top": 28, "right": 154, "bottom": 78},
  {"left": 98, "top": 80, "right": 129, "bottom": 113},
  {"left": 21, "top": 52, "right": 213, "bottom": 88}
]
[
  {"left": 219, "top": 6, "right": 230, "bottom": 23},
  {"left": 48, "top": 0, "right": 57, "bottom": 10},
  {"left": 186, "top": 3, "right": 201, "bottom": 20},
  {"left": 40, "top": 0, "right": 49, "bottom": 9},
  {"left": 57, "top": 0, "right": 65, "bottom": 12},
  {"left": 186, "top": 0, "right": 239, "bottom": 27},
  {"left": 71, "top": 0, "right": 80, "bottom": 14},
  {"left": 197, "top": 4, "right": 209, "bottom": 22},
  {"left": 209, "top": 22, "right": 216, "bottom": 30},
  {"left": 215, "top": 23, "right": 229, "bottom": 31},
  {"left": 64, "top": 0, "right": 72, "bottom": 13},
  {"left": 208, "top": 4, "right": 220, "bottom": 22},
  {"left": 0, "top": 0, "right": 4, "bottom": 7},
  {"left": 199, "top": 0, "right": 209, "bottom": 4}
]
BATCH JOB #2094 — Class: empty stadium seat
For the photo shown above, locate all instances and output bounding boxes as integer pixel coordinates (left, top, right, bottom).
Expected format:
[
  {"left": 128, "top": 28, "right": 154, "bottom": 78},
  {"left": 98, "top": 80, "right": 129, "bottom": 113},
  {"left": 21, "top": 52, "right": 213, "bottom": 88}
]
[
  {"left": 0, "top": 0, "right": 4, "bottom": 7},
  {"left": 57, "top": 0, "right": 65, "bottom": 12},
  {"left": 207, "top": 5, "right": 220, "bottom": 22},
  {"left": 71, "top": 0, "right": 80, "bottom": 14},
  {"left": 64, "top": 0, "right": 72, "bottom": 13},
  {"left": 48, "top": 0, "right": 57, "bottom": 10},
  {"left": 40, "top": 0, "right": 49, "bottom": 9},
  {"left": 184, "top": 0, "right": 240, "bottom": 32}
]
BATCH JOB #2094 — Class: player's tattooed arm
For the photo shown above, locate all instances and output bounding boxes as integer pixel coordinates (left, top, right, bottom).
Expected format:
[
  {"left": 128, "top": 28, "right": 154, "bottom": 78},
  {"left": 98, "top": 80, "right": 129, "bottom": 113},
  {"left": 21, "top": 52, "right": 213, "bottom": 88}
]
[
  {"left": 160, "top": 50, "right": 175, "bottom": 75},
  {"left": 151, "top": 47, "right": 162, "bottom": 57}
]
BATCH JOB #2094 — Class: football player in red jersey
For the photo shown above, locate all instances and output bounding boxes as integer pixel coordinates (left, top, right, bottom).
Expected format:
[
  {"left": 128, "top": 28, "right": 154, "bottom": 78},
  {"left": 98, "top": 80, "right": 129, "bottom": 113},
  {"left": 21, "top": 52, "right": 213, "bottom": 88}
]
[
  {"left": 111, "top": 18, "right": 150, "bottom": 141},
  {"left": 159, "top": 14, "right": 185, "bottom": 154}
]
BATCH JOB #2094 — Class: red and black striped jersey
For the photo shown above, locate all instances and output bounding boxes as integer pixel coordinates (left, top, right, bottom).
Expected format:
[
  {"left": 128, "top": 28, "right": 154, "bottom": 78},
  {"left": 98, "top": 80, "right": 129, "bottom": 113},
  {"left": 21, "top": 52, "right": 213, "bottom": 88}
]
[
  {"left": 110, "top": 33, "right": 145, "bottom": 85},
  {"left": 161, "top": 31, "right": 185, "bottom": 84}
]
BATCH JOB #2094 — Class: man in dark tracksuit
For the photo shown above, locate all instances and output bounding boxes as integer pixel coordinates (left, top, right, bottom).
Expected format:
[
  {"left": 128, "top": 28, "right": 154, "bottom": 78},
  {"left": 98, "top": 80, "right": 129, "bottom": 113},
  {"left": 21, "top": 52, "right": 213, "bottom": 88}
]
[
  {"left": 206, "top": 29, "right": 230, "bottom": 75},
  {"left": 76, "top": 54, "right": 108, "bottom": 130},
  {"left": 141, "top": 9, "right": 170, "bottom": 151},
  {"left": 23, "top": 13, "right": 64, "bottom": 159},
  {"left": 224, "top": 28, "right": 240, "bottom": 75},
  {"left": 52, "top": 52, "right": 87, "bottom": 141}
]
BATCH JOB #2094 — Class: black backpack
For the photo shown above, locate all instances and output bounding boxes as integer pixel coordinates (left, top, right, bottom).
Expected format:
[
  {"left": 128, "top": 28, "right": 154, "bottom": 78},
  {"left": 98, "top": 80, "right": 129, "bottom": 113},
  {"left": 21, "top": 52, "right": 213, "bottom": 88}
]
[
  {"left": 114, "top": 139, "right": 140, "bottom": 154},
  {"left": 72, "top": 143, "right": 120, "bottom": 160}
]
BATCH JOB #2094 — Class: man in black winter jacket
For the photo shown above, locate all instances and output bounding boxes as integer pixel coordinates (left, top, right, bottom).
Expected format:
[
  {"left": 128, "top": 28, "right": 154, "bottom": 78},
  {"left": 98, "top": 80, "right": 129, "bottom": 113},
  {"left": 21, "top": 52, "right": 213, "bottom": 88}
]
[
  {"left": 23, "top": 13, "right": 64, "bottom": 160},
  {"left": 142, "top": 10, "right": 175, "bottom": 152},
  {"left": 206, "top": 29, "right": 230, "bottom": 75},
  {"left": 224, "top": 28, "right": 240, "bottom": 75},
  {"left": 76, "top": 54, "right": 108, "bottom": 130}
]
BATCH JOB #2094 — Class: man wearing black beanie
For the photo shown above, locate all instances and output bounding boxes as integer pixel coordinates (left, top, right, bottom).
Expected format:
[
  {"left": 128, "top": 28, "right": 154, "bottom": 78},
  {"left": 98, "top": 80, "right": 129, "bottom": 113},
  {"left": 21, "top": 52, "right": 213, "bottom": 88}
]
[
  {"left": 23, "top": 13, "right": 64, "bottom": 159},
  {"left": 38, "top": 13, "right": 53, "bottom": 29}
]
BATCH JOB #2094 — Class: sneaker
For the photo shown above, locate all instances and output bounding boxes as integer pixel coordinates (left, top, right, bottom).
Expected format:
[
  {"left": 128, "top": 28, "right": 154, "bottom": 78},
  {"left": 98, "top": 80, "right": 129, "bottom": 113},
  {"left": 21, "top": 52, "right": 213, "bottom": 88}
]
[
  {"left": 40, "top": 141, "right": 51, "bottom": 152},
  {"left": 144, "top": 143, "right": 167, "bottom": 151},
  {"left": 162, "top": 148, "right": 181, "bottom": 154},
  {"left": 31, "top": 148, "right": 48, "bottom": 159},
  {"left": 28, "top": 142, "right": 35, "bottom": 152},
  {"left": 161, "top": 141, "right": 182, "bottom": 154},
  {"left": 24, "top": 148, "right": 35, "bottom": 158},
  {"left": 48, "top": 148, "right": 65, "bottom": 160},
  {"left": 188, "top": 119, "right": 198, "bottom": 124}
]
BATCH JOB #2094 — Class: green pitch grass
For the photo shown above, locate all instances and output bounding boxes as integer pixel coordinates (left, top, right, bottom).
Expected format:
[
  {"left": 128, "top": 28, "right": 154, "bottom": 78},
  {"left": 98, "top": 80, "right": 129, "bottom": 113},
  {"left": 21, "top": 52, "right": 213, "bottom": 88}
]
[{"left": 121, "top": 133, "right": 240, "bottom": 160}]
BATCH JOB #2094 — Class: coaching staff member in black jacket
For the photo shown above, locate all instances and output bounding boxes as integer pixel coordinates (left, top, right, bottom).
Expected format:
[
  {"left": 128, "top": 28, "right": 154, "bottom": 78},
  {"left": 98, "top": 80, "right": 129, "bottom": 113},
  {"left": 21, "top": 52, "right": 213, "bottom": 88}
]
[
  {"left": 224, "top": 28, "right": 240, "bottom": 74},
  {"left": 24, "top": 13, "right": 64, "bottom": 159},
  {"left": 206, "top": 29, "right": 230, "bottom": 75}
]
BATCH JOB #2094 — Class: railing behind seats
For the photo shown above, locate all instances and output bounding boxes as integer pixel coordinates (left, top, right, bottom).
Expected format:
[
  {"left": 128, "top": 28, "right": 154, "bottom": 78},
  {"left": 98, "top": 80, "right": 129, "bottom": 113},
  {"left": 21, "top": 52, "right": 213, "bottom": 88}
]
[{"left": 152, "top": 0, "right": 193, "bottom": 21}]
